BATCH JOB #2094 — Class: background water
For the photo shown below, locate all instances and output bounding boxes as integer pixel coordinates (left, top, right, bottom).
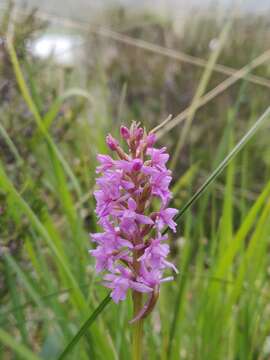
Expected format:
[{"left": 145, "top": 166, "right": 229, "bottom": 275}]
[{"left": 20, "top": 0, "right": 269, "bottom": 66}]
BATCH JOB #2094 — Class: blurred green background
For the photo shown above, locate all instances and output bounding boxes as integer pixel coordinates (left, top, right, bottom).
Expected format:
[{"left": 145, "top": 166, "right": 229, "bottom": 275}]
[{"left": 0, "top": 1, "right": 270, "bottom": 359}]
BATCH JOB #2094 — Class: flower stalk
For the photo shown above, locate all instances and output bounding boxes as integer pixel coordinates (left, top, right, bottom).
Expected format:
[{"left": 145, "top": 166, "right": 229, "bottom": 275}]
[{"left": 132, "top": 290, "right": 143, "bottom": 360}]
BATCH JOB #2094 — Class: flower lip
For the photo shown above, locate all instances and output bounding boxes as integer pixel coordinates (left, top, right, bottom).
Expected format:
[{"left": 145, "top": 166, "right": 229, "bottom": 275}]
[{"left": 132, "top": 158, "right": 143, "bottom": 171}]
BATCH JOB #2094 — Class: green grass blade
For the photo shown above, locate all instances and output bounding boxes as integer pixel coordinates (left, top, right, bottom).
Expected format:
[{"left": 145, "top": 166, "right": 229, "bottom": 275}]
[
  {"left": 166, "top": 106, "right": 270, "bottom": 357},
  {"left": 4, "top": 254, "right": 43, "bottom": 308},
  {"left": 0, "top": 122, "right": 23, "bottom": 166},
  {"left": 42, "top": 88, "right": 93, "bottom": 131},
  {"left": 170, "top": 19, "right": 231, "bottom": 170},
  {"left": 4, "top": 257, "right": 29, "bottom": 345},
  {"left": 229, "top": 198, "right": 270, "bottom": 305},
  {"left": 6, "top": 37, "right": 82, "bottom": 197},
  {"left": 0, "top": 282, "right": 90, "bottom": 324},
  {"left": 0, "top": 329, "right": 41, "bottom": 360},
  {"left": 57, "top": 294, "right": 112, "bottom": 360},
  {"left": 172, "top": 163, "right": 199, "bottom": 197},
  {"left": 215, "top": 179, "right": 270, "bottom": 279},
  {"left": 171, "top": 105, "right": 270, "bottom": 225},
  {"left": 0, "top": 161, "right": 86, "bottom": 311}
]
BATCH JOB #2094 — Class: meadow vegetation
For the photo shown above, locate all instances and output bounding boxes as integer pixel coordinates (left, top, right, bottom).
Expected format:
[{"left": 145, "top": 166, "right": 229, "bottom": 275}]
[{"left": 0, "top": 4, "right": 270, "bottom": 359}]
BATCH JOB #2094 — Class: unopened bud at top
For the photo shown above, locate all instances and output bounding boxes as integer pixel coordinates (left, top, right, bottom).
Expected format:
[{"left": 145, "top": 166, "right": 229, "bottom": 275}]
[
  {"left": 120, "top": 126, "right": 130, "bottom": 140},
  {"left": 106, "top": 134, "right": 119, "bottom": 151},
  {"left": 134, "top": 127, "right": 144, "bottom": 141},
  {"left": 130, "top": 121, "right": 144, "bottom": 142}
]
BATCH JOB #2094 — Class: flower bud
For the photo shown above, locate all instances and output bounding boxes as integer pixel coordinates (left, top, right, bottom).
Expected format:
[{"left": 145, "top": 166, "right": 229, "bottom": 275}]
[
  {"left": 135, "top": 127, "right": 144, "bottom": 141},
  {"left": 120, "top": 126, "right": 130, "bottom": 140},
  {"left": 106, "top": 134, "right": 119, "bottom": 151}
]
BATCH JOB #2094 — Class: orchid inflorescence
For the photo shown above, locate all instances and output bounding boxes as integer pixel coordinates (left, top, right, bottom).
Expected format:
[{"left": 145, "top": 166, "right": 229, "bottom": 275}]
[{"left": 90, "top": 122, "right": 178, "bottom": 321}]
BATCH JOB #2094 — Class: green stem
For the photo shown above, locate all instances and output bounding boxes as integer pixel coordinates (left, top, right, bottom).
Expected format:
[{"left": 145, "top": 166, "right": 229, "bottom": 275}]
[{"left": 132, "top": 291, "right": 144, "bottom": 360}]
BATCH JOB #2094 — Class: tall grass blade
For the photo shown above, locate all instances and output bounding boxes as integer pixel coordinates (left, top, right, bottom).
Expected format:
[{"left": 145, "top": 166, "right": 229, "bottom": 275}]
[
  {"left": 167, "top": 105, "right": 270, "bottom": 357},
  {"left": 0, "top": 123, "right": 23, "bottom": 166},
  {"left": 42, "top": 88, "right": 93, "bottom": 131},
  {"left": 214, "top": 180, "right": 270, "bottom": 279},
  {"left": 4, "top": 254, "right": 43, "bottom": 309},
  {"left": 172, "top": 105, "right": 270, "bottom": 225},
  {"left": 0, "top": 161, "right": 86, "bottom": 311},
  {"left": 0, "top": 283, "right": 88, "bottom": 320},
  {"left": 156, "top": 50, "right": 270, "bottom": 139},
  {"left": 57, "top": 294, "right": 111, "bottom": 360},
  {"left": 6, "top": 37, "right": 82, "bottom": 197},
  {"left": 170, "top": 19, "right": 231, "bottom": 170}
]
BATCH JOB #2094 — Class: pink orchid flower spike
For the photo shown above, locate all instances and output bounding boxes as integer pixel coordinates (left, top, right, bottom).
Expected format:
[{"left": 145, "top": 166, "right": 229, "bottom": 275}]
[{"left": 90, "top": 121, "right": 179, "bottom": 323}]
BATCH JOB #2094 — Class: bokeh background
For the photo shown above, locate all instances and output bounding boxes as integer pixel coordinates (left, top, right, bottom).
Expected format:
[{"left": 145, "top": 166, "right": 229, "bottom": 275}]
[{"left": 1, "top": 1, "right": 270, "bottom": 359}]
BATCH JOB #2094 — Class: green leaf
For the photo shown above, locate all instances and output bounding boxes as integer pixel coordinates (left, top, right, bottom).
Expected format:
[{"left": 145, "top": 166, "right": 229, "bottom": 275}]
[
  {"left": 6, "top": 37, "right": 82, "bottom": 197},
  {"left": 57, "top": 294, "right": 112, "bottom": 360},
  {"left": 172, "top": 105, "right": 270, "bottom": 225},
  {"left": 0, "top": 122, "right": 23, "bottom": 166},
  {"left": 43, "top": 88, "right": 93, "bottom": 131},
  {"left": 170, "top": 19, "right": 232, "bottom": 170},
  {"left": 0, "top": 161, "right": 87, "bottom": 312},
  {"left": 167, "top": 105, "right": 270, "bottom": 357}
]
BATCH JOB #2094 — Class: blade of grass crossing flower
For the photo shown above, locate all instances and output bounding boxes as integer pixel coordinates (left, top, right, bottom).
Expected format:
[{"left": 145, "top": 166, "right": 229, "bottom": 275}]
[
  {"left": 196, "top": 79, "right": 249, "bottom": 258},
  {"left": 171, "top": 106, "right": 270, "bottom": 226},
  {"left": 218, "top": 109, "right": 235, "bottom": 258},
  {"left": 192, "top": 111, "right": 236, "bottom": 357},
  {"left": 167, "top": 106, "right": 270, "bottom": 358},
  {"left": 57, "top": 294, "right": 112, "bottom": 360},
  {"left": 191, "top": 113, "right": 234, "bottom": 252},
  {"left": 172, "top": 163, "right": 199, "bottom": 197},
  {"left": 215, "top": 78, "right": 248, "bottom": 249}
]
